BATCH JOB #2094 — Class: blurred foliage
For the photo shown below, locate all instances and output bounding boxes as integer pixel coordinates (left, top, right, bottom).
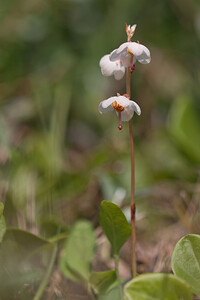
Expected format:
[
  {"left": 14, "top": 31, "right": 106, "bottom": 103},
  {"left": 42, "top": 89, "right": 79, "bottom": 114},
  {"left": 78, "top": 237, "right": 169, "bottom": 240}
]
[
  {"left": 0, "top": 228, "right": 53, "bottom": 299},
  {"left": 124, "top": 273, "right": 193, "bottom": 300},
  {"left": 172, "top": 234, "right": 200, "bottom": 296},
  {"left": 59, "top": 220, "right": 96, "bottom": 282},
  {"left": 0, "top": 0, "right": 199, "bottom": 298}
]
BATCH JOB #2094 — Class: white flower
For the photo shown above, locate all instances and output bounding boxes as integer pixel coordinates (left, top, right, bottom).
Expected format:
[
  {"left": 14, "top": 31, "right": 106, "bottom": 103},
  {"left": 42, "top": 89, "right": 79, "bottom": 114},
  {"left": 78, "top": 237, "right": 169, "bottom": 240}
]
[
  {"left": 99, "top": 54, "right": 125, "bottom": 80},
  {"left": 110, "top": 42, "right": 151, "bottom": 68},
  {"left": 99, "top": 96, "right": 141, "bottom": 130}
]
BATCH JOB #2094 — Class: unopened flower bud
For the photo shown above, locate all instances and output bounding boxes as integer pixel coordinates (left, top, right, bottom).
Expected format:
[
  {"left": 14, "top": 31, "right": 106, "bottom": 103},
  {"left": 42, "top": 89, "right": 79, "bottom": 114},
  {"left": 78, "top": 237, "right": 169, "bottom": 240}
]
[{"left": 126, "top": 24, "right": 137, "bottom": 41}]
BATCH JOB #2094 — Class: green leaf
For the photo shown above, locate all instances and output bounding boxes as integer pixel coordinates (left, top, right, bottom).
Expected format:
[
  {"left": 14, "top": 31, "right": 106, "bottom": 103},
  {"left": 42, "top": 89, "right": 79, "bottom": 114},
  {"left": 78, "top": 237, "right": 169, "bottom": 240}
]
[
  {"left": 124, "top": 273, "right": 193, "bottom": 300},
  {"left": 0, "top": 228, "right": 53, "bottom": 300},
  {"left": 171, "top": 234, "right": 200, "bottom": 296},
  {"left": 59, "top": 220, "right": 96, "bottom": 282},
  {"left": 0, "top": 216, "right": 6, "bottom": 242},
  {"left": 99, "top": 286, "right": 121, "bottom": 300},
  {"left": 90, "top": 270, "right": 117, "bottom": 295},
  {"left": 0, "top": 202, "right": 4, "bottom": 217},
  {"left": 99, "top": 200, "right": 131, "bottom": 254}
]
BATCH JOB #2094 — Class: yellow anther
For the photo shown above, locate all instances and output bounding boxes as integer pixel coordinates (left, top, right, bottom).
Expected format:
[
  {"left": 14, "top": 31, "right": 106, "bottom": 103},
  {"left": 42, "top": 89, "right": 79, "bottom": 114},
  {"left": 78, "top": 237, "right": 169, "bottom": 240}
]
[
  {"left": 112, "top": 101, "right": 124, "bottom": 112},
  {"left": 112, "top": 101, "right": 117, "bottom": 110},
  {"left": 127, "top": 48, "right": 133, "bottom": 57}
]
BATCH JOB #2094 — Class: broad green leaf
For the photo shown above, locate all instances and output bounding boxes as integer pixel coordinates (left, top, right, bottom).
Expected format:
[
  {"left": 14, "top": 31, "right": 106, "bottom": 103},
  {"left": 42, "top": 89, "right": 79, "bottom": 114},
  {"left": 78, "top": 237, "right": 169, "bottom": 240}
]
[
  {"left": 99, "top": 286, "right": 121, "bottom": 300},
  {"left": 0, "top": 228, "right": 53, "bottom": 300},
  {"left": 0, "top": 202, "right": 4, "bottom": 217},
  {"left": 0, "top": 216, "right": 6, "bottom": 242},
  {"left": 171, "top": 234, "right": 200, "bottom": 296},
  {"left": 124, "top": 273, "right": 193, "bottom": 300},
  {"left": 90, "top": 270, "right": 117, "bottom": 295},
  {"left": 59, "top": 259, "right": 78, "bottom": 282},
  {"left": 99, "top": 200, "right": 131, "bottom": 254},
  {"left": 59, "top": 220, "right": 96, "bottom": 281}
]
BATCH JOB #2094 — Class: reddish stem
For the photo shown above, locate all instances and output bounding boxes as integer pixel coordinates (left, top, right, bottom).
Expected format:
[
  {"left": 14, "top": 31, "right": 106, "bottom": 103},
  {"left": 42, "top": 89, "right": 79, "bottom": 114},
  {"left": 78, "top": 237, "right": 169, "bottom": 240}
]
[
  {"left": 118, "top": 111, "right": 122, "bottom": 130},
  {"left": 126, "top": 64, "right": 137, "bottom": 278}
]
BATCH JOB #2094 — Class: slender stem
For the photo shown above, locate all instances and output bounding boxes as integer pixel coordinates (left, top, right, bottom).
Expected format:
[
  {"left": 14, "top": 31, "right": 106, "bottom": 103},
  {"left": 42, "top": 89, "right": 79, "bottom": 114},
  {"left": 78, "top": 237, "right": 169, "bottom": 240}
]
[
  {"left": 126, "top": 66, "right": 137, "bottom": 278},
  {"left": 33, "top": 243, "right": 57, "bottom": 300},
  {"left": 126, "top": 67, "right": 131, "bottom": 97},
  {"left": 129, "top": 120, "right": 137, "bottom": 278},
  {"left": 114, "top": 254, "right": 123, "bottom": 300},
  {"left": 88, "top": 283, "right": 96, "bottom": 300}
]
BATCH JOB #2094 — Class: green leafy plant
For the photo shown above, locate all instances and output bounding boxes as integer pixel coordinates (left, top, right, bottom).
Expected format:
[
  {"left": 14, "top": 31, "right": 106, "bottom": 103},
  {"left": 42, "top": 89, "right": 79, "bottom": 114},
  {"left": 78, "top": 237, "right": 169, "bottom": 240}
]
[
  {"left": 124, "top": 273, "right": 193, "bottom": 300},
  {"left": 0, "top": 1, "right": 199, "bottom": 298},
  {"left": 99, "top": 200, "right": 131, "bottom": 255},
  {"left": 0, "top": 228, "right": 54, "bottom": 300},
  {"left": 58, "top": 22, "right": 200, "bottom": 300},
  {"left": 89, "top": 271, "right": 117, "bottom": 295},
  {"left": 59, "top": 220, "right": 96, "bottom": 282},
  {"left": 99, "top": 200, "right": 131, "bottom": 298},
  {"left": 172, "top": 234, "right": 200, "bottom": 296}
]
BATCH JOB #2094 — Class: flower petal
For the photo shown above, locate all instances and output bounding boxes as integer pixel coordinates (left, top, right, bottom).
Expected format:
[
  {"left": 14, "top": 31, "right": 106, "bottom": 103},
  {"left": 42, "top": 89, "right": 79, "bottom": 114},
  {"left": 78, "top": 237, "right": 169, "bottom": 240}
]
[
  {"left": 120, "top": 108, "right": 134, "bottom": 121},
  {"left": 110, "top": 42, "right": 130, "bottom": 62},
  {"left": 115, "top": 96, "right": 130, "bottom": 107},
  {"left": 119, "top": 99, "right": 141, "bottom": 121},
  {"left": 110, "top": 42, "right": 151, "bottom": 66},
  {"left": 99, "top": 55, "right": 125, "bottom": 80},
  {"left": 115, "top": 42, "right": 130, "bottom": 55},
  {"left": 113, "top": 68, "right": 125, "bottom": 80},
  {"left": 99, "top": 97, "right": 117, "bottom": 114},
  {"left": 120, "top": 53, "right": 132, "bottom": 68},
  {"left": 135, "top": 45, "right": 151, "bottom": 64},
  {"left": 109, "top": 49, "right": 120, "bottom": 62},
  {"left": 129, "top": 100, "right": 141, "bottom": 115},
  {"left": 99, "top": 55, "right": 115, "bottom": 76},
  {"left": 127, "top": 42, "right": 143, "bottom": 57}
]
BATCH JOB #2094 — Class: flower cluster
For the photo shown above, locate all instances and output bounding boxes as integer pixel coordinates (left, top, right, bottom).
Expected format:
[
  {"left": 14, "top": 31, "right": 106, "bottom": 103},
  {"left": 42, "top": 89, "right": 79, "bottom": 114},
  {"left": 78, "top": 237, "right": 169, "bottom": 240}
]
[{"left": 99, "top": 24, "right": 151, "bottom": 130}]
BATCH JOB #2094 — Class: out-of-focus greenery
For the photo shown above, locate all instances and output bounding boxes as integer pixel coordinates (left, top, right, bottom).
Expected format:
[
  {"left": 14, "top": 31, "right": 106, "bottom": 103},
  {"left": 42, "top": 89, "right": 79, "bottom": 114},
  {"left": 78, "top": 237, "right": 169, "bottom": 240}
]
[
  {"left": 172, "top": 234, "right": 200, "bottom": 296},
  {"left": 0, "top": 0, "right": 200, "bottom": 298}
]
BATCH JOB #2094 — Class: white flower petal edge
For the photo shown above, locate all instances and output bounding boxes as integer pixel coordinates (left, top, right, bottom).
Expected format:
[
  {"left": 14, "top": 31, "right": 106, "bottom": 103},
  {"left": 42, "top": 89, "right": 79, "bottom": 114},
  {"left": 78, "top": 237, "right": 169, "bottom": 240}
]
[
  {"left": 129, "top": 44, "right": 151, "bottom": 64},
  {"left": 99, "top": 55, "right": 125, "bottom": 80},
  {"left": 110, "top": 42, "right": 151, "bottom": 66},
  {"left": 99, "top": 96, "right": 141, "bottom": 122},
  {"left": 99, "top": 97, "right": 117, "bottom": 114},
  {"left": 119, "top": 99, "right": 141, "bottom": 121}
]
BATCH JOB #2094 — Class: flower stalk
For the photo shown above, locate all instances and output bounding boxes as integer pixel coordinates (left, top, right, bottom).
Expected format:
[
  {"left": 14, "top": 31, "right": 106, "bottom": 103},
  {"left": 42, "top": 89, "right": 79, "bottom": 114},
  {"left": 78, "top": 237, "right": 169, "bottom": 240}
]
[
  {"left": 129, "top": 117, "right": 137, "bottom": 278},
  {"left": 99, "top": 23, "right": 151, "bottom": 279},
  {"left": 114, "top": 254, "right": 123, "bottom": 300},
  {"left": 126, "top": 65, "right": 137, "bottom": 278}
]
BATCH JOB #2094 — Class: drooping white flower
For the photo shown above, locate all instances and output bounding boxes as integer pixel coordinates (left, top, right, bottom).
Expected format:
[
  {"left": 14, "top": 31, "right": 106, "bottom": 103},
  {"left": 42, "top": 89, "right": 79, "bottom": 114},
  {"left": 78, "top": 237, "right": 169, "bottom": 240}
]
[
  {"left": 99, "top": 55, "right": 125, "bottom": 80},
  {"left": 110, "top": 42, "right": 151, "bottom": 68},
  {"left": 99, "top": 95, "right": 141, "bottom": 130}
]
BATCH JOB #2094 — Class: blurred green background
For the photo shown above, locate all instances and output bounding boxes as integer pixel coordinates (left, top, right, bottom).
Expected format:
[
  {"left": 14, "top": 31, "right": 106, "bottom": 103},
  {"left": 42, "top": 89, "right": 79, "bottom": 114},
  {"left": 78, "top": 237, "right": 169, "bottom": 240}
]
[{"left": 0, "top": 0, "right": 200, "bottom": 298}]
